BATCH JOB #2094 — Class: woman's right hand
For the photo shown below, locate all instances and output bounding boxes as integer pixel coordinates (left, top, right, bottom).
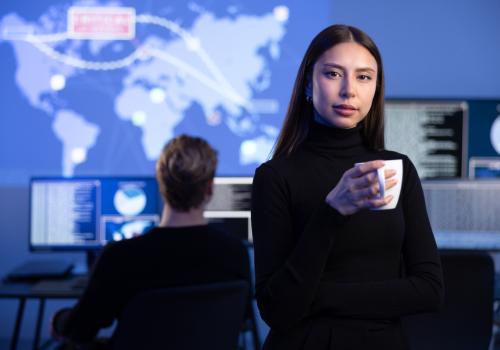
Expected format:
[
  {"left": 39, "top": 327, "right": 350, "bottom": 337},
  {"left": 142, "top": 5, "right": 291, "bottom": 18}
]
[{"left": 325, "top": 160, "right": 398, "bottom": 215}]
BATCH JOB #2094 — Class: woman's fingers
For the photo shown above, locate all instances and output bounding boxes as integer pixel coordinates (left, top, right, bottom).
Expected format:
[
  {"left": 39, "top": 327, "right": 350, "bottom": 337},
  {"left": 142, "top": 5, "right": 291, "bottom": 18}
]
[
  {"left": 384, "top": 168, "right": 396, "bottom": 179},
  {"left": 350, "top": 164, "right": 397, "bottom": 193},
  {"left": 385, "top": 178, "right": 398, "bottom": 191},
  {"left": 350, "top": 172, "right": 377, "bottom": 190},
  {"left": 353, "top": 177, "right": 398, "bottom": 202},
  {"left": 354, "top": 183, "right": 381, "bottom": 200},
  {"left": 329, "top": 160, "right": 397, "bottom": 215},
  {"left": 368, "top": 195, "right": 394, "bottom": 208},
  {"left": 353, "top": 194, "right": 393, "bottom": 210},
  {"left": 351, "top": 160, "right": 384, "bottom": 177}
]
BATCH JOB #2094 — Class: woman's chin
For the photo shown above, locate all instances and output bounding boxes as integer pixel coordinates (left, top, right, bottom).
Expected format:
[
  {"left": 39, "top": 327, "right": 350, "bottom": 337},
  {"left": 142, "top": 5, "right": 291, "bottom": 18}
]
[{"left": 327, "top": 116, "right": 359, "bottom": 129}]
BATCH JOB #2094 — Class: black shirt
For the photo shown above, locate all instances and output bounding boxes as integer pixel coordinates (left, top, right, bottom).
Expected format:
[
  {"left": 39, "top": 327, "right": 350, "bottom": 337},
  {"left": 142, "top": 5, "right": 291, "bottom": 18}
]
[
  {"left": 251, "top": 122, "right": 444, "bottom": 349},
  {"left": 60, "top": 225, "right": 250, "bottom": 343}
]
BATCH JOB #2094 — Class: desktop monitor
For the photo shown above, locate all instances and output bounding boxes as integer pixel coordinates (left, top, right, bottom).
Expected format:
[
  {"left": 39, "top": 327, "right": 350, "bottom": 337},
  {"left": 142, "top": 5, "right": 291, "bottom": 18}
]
[
  {"left": 30, "top": 177, "right": 160, "bottom": 251},
  {"left": 385, "top": 100, "right": 468, "bottom": 179},
  {"left": 204, "top": 177, "right": 253, "bottom": 242},
  {"left": 422, "top": 180, "right": 500, "bottom": 250},
  {"left": 468, "top": 157, "right": 500, "bottom": 179}
]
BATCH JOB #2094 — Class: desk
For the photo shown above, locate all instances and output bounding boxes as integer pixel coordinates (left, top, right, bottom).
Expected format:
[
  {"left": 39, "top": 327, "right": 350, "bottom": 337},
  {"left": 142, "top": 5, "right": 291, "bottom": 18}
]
[
  {"left": 0, "top": 276, "right": 87, "bottom": 350},
  {"left": 1, "top": 275, "right": 260, "bottom": 350}
]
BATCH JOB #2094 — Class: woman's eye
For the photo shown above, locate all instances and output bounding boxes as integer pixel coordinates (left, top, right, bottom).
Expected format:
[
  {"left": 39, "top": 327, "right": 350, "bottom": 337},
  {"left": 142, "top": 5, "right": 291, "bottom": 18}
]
[
  {"left": 326, "top": 71, "right": 341, "bottom": 78},
  {"left": 358, "top": 74, "right": 372, "bottom": 81}
]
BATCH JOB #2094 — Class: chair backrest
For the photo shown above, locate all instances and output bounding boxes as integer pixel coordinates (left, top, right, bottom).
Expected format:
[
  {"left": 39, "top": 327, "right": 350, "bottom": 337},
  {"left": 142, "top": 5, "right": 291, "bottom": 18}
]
[
  {"left": 403, "top": 251, "right": 494, "bottom": 350},
  {"left": 111, "top": 280, "right": 249, "bottom": 350}
]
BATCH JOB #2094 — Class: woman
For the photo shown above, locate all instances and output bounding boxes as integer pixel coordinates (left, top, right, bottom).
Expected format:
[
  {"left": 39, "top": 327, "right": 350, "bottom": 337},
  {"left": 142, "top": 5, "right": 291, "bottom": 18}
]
[{"left": 251, "top": 24, "right": 444, "bottom": 349}]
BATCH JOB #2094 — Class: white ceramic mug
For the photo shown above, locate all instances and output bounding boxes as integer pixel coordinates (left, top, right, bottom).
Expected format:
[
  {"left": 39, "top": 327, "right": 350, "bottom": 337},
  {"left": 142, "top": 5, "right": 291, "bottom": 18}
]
[{"left": 355, "top": 159, "right": 403, "bottom": 210}]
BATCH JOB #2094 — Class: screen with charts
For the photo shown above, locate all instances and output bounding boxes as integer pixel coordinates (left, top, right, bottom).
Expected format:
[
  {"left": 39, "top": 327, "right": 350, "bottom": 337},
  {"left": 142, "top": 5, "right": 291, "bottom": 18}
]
[
  {"left": 469, "top": 157, "right": 500, "bottom": 179},
  {"left": 30, "top": 177, "right": 160, "bottom": 250},
  {"left": 422, "top": 180, "right": 500, "bottom": 250},
  {"left": 385, "top": 100, "right": 467, "bottom": 179},
  {"left": 205, "top": 177, "right": 253, "bottom": 242}
]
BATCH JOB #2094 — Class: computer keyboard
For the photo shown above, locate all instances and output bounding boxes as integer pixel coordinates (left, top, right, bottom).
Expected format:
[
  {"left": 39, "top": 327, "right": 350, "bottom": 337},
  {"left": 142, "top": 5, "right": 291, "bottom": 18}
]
[{"left": 7, "top": 260, "right": 74, "bottom": 282}]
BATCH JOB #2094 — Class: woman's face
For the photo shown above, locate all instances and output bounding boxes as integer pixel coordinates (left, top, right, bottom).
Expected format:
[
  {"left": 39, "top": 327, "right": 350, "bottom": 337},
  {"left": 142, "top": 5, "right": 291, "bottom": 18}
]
[{"left": 311, "top": 42, "right": 378, "bottom": 129}]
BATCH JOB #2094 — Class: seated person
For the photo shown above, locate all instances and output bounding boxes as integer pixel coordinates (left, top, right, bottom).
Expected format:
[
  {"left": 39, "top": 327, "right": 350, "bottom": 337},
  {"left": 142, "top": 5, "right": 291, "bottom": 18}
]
[{"left": 51, "top": 134, "right": 250, "bottom": 347}]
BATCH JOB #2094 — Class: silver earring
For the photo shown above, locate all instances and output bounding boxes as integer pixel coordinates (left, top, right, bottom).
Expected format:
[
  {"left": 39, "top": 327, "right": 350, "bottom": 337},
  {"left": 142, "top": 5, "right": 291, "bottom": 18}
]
[{"left": 306, "top": 95, "right": 312, "bottom": 103}]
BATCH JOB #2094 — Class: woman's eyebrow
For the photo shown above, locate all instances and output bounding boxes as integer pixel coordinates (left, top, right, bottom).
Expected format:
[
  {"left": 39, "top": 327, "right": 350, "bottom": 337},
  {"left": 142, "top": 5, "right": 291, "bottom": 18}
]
[{"left": 322, "top": 63, "right": 376, "bottom": 73}]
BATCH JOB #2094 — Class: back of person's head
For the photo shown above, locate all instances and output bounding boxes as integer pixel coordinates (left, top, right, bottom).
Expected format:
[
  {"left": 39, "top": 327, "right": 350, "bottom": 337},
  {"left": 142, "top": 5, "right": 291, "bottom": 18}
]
[{"left": 156, "top": 135, "right": 218, "bottom": 211}]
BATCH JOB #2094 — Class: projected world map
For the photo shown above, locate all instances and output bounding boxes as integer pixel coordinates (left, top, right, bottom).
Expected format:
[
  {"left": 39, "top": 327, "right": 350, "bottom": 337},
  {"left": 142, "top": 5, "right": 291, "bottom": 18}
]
[{"left": 0, "top": 0, "right": 317, "bottom": 183}]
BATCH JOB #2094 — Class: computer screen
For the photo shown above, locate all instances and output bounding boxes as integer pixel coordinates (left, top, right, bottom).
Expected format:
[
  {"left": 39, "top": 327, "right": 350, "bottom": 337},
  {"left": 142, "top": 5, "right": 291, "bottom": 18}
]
[
  {"left": 469, "top": 157, "right": 500, "bottom": 179},
  {"left": 422, "top": 180, "right": 500, "bottom": 250},
  {"left": 204, "top": 177, "right": 253, "bottom": 242},
  {"left": 385, "top": 100, "right": 468, "bottom": 179},
  {"left": 30, "top": 177, "right": 160, "bottom": 251},
  {"left": 467, "top": 100, "right": 500, "bottom": 167}
]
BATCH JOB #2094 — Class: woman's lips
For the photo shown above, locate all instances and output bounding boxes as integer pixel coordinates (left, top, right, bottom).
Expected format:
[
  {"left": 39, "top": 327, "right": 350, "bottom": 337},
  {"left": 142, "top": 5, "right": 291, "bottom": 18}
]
[{"left": 333, "top": 104, "right": 358, "bottom": 116}]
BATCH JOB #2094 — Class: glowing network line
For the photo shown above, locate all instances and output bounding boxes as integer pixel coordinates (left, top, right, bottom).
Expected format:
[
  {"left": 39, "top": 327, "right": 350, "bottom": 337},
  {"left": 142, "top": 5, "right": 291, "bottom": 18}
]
[
  {"left": 146, "top": 48, "right": 248, "bottom": 106},
  {"left": 136, "top": 14, "right": 237, "bottom": 94},
  {"left": 27, "top": 35, "right": 143, "bottom": 70},
  {"left": 26, "top": 32, "right": 69, "bottom": 42},
  {"left": 10, "top": 13, "right": 251, "bottom": 109}
]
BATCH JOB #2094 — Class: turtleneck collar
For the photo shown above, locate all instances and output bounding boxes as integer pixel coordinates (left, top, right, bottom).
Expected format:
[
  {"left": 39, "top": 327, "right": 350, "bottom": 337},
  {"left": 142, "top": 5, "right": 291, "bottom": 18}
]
[{"left": 303, "top": 120, "right": 368, "bottom": 157}]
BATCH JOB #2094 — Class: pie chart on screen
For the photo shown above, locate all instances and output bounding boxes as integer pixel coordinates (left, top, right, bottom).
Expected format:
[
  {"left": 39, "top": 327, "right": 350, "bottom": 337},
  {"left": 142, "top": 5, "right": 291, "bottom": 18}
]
[
  {"left": 113, "top": 186, "right": 147, "bottom": 216},
  {"left": 491, "top": 116, "right": 500, "bottom": 154}
]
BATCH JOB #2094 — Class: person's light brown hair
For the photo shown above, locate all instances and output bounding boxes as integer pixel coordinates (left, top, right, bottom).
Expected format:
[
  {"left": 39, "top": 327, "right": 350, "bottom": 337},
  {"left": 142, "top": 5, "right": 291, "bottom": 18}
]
[{"left": 156, "top": 134, "right": 218, "bottom": 211}]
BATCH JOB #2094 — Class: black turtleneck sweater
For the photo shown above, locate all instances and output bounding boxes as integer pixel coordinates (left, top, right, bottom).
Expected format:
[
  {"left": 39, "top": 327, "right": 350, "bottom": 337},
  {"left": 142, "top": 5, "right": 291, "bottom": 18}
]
[{"left": 251, "top": 122, "right": 444, "bottom": 349}]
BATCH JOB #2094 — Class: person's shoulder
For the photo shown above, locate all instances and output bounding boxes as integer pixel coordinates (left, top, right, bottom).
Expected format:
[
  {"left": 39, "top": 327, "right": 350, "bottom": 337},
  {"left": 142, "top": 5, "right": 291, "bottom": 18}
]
[
  {"left": 205, "top": 225, "right": 246, "bottom": 245},
  {"left": 254, "top": 158, "right": 280, "bottom": 182},
  {"left": 204, "top": 226, "right": 248, "bottom": 254},
  {"left": 102, "top": 226, "right": 161, "bottom": 255},
  {"left": 257, "top": 156, "right": 286, "bottom": 173},
  {"left": 255, "top": 150, "right": 308, "bottom": 180},
  {"left": 154, "top": 224, "right": 242, "bottom": 245},
  {"left": 203, "top": 226, "right": 250, "bottom": 278}
]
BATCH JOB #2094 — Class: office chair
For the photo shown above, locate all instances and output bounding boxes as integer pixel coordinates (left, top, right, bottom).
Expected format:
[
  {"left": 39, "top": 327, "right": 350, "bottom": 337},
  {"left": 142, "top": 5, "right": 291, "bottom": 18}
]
[
  {"left": 239, "top": 302, "right": 261, "bottom": 350},
  {"left": 111, "top": 280, "right": 249, "bottom": 350},
  {"left": 403, "top": 251, "right": 495, "bottom": 350}
]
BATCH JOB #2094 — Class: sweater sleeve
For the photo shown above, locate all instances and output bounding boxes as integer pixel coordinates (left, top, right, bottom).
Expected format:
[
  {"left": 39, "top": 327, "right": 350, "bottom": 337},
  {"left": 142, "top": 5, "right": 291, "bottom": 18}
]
[
  {"left": 310, "top": 156, "right": 444, "bottom": 319},
  {"left": 251, "top": 163, "right": 348, "bottom": 331},
  {"left": 60, "top": 244, "right": 119, "bottom": 343}
]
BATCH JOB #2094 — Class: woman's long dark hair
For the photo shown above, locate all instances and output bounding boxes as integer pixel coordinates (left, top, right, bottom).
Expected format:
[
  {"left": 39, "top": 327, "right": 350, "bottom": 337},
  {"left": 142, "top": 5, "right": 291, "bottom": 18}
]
[{"left": 272, "top": 24, "right": 385, "bottom": 159}]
